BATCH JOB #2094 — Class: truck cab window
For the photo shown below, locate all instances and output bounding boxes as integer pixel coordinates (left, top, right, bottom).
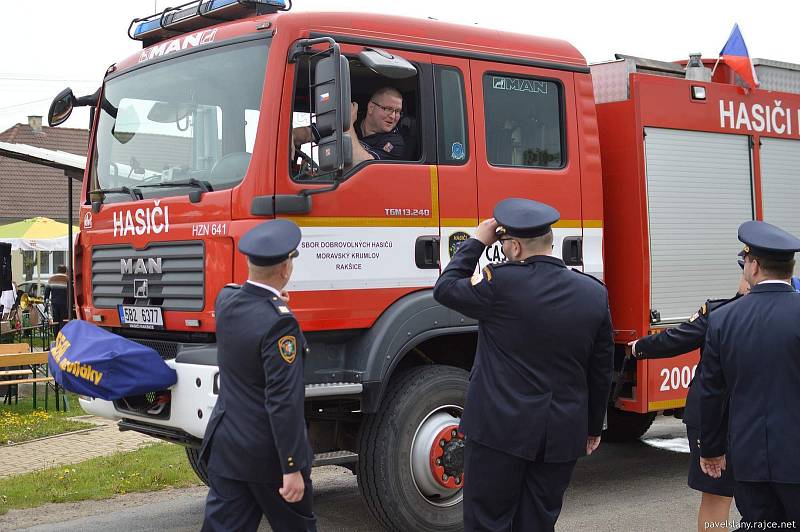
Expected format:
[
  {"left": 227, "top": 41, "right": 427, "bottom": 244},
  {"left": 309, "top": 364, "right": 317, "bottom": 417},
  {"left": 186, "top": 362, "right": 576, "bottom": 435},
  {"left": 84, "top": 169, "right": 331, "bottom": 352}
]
[
  {"left": 434, "top": 66, "right": 468, "bottom": 164},
  {"left": 290, "top": 55, "right": 421, "bottom": 181},
  {"left": 91, "top": 40, "right": 268, "bottom": 203},
  {"left": 483, "top": 74, "right": 564, "bottom": 168}
]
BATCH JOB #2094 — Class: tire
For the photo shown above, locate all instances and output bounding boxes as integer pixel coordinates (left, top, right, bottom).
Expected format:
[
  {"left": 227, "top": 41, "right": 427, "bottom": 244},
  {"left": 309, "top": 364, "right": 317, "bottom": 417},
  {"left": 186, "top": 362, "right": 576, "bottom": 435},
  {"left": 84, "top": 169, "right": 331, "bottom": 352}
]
[
  {"left": 602, "top": 406, "right": 657, "bottom": 442},
  {"left": 358, "top": 365, "right": 468, "bottom": 532},
  {"left": 185, "top": 446, "right": 209, "bottom": 486}
]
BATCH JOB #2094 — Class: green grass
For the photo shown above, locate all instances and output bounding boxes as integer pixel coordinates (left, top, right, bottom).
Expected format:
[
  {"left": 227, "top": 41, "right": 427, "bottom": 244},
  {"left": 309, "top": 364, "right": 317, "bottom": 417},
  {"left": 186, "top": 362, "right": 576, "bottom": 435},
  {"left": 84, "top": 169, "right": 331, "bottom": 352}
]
[
  {"left": 0, "top": 392, "right": 92, "bottom": 445},
  {"left": 0, "top": 443, "right": 203, "bottom": 515}
]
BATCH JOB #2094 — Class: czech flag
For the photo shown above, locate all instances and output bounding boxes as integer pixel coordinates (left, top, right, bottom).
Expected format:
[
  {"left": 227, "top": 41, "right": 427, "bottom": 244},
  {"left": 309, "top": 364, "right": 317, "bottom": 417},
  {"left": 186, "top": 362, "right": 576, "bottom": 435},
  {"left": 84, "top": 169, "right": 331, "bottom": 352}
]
[{"left": 719, "top": 23, "right": 759, "bottom": 90}]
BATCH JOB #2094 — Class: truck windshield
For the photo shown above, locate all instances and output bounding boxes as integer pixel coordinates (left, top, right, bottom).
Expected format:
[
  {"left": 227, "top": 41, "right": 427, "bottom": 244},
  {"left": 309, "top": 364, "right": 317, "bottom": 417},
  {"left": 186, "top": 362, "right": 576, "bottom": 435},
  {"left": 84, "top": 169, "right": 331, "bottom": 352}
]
[{"left": 90, "top": 39, "right": 268, "bottom": 203}]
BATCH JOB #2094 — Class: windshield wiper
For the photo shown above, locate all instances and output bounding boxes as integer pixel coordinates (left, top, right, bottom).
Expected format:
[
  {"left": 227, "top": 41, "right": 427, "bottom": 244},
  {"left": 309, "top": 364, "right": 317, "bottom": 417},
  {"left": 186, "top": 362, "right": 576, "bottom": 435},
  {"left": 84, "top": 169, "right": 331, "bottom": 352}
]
[
  {"left": 137, "top": 178, "right": 213, "bottom": 193},
  {"left": 89, "top": 186, "right": 143, "bottom": 201}
]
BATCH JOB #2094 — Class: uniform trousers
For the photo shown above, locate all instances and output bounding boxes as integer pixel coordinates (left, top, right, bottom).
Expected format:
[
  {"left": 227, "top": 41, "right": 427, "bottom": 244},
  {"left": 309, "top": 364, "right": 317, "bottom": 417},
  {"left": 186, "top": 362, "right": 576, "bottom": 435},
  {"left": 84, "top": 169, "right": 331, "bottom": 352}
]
[
  {"left": 201, "top": 471, "right": 316, "bottom": 532},
  {"left": 463, "top": 440, "right": 576, "bottom": 532},
  {"left": 735, "top": 481, "right": 800, "bottom": 525}
]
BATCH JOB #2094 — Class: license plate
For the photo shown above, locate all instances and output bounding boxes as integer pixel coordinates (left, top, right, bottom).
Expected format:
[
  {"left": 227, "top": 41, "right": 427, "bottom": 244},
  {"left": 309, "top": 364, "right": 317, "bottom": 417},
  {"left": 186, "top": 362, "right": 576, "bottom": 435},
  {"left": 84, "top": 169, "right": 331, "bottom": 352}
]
[{"left": 118, "top": 305, "right": 164, "bottom": 330}]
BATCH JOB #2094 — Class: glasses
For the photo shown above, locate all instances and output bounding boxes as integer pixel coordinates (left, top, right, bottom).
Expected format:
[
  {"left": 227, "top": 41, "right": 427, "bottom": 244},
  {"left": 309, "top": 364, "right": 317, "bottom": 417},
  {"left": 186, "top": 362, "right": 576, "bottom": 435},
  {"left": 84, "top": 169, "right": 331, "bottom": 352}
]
[
  {"left": 370, "top": 101, "right": 403, "bottom": 117},
  {"left": 499, "top": 238, "right": 515, "bottom": 245}
]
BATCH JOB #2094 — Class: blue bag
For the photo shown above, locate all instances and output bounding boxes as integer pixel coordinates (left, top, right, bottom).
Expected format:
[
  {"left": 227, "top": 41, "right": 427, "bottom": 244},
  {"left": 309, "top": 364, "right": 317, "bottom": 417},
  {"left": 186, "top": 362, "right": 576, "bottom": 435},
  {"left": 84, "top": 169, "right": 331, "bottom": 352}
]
[
  {"left": 792, "top": 276, "right": 800, "bottom": 293},
  {"left": 48, "top": 320, "right": 177, "bottom": 400}
]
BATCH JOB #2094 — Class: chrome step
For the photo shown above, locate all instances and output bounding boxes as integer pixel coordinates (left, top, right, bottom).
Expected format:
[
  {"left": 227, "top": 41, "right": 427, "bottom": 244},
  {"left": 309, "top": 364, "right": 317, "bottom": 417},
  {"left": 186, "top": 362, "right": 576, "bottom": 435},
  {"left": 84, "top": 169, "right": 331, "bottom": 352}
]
[
  {"left": 305, "top": 382, "right": 362, "bottom": 398},
  {"left": 313, "top": 450, "right": 358, "bottom": 467}
]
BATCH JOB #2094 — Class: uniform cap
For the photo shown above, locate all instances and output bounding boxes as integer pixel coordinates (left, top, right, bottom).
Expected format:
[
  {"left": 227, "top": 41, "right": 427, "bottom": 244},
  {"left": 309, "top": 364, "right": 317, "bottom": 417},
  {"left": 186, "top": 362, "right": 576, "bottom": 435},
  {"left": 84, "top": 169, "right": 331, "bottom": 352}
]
[
  {"left": 493, "top": 198, "right": 560, "bottom": 238},
  {"left": 238, "top": 219, "right": 302, "bottom": 266},
  {"left": 737, "top": 220, "right": 800, "bottom": 262}
]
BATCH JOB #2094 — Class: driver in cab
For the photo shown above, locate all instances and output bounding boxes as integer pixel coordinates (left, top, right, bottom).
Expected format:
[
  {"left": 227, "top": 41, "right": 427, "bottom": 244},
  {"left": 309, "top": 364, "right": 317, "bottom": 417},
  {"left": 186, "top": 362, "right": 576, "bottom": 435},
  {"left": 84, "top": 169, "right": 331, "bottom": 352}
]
[{"left": 293, "top": 87, "right": 408, "bottom": 166}]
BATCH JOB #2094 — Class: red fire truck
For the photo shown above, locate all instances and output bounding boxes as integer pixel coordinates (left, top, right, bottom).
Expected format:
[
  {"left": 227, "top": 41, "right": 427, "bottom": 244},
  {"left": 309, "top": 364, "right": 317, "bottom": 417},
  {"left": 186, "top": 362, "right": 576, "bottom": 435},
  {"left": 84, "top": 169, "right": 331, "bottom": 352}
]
[{"left": 47, "top": 1, "right": 800, "bottom": 530}]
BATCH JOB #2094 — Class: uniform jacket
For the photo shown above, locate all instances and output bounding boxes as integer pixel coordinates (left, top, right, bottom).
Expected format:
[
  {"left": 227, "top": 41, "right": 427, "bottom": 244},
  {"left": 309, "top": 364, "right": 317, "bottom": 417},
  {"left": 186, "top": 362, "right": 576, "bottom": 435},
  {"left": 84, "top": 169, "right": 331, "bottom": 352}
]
[
  {"left": 200, "top": 282, "right": 312, "bottom": 483},
  {"left": 433, "top": 238, "right": 614, "bottom": 462},
  {"left": 355, "top": 119, "right": 407, "bottom": 161},
  {"left": 635, "top": 295, "right": 740, "bottom": 428},
  {"left": 699, "top": 282, "right": 800, "bottom": 482}
]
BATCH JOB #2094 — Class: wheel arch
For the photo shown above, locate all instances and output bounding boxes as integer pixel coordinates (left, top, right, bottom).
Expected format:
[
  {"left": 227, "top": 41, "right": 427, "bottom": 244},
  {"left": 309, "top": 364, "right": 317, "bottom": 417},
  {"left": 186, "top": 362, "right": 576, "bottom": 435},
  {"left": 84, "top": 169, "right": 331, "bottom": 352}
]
[{"left": 354, "top": 289, "right": 477, "bottom": 413}]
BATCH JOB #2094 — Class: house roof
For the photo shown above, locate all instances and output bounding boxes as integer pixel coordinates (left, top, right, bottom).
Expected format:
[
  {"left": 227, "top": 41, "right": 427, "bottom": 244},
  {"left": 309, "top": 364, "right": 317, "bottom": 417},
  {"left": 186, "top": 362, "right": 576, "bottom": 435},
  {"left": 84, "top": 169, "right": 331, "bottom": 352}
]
[{"left": 0, "top": 122, "right": 88, "bottom": 224}]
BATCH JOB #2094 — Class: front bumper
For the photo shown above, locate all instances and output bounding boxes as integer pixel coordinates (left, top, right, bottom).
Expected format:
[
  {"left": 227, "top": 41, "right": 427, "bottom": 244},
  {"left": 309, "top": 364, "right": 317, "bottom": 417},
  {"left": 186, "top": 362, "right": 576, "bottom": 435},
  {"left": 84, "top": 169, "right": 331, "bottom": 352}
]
[{"left": 79, "top": 360, "right": 218, "bottom": 440}]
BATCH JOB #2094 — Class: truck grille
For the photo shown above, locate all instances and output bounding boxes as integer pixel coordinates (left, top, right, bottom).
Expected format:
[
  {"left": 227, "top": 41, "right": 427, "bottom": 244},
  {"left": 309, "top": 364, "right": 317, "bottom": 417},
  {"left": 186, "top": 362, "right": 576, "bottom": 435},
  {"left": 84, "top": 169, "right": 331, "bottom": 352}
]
[
  {"left": 129, "top": 338, "right": 181, "bottom": 360},
  {"left": 92, "top": 241, "right": 204, "bottom": 311}
]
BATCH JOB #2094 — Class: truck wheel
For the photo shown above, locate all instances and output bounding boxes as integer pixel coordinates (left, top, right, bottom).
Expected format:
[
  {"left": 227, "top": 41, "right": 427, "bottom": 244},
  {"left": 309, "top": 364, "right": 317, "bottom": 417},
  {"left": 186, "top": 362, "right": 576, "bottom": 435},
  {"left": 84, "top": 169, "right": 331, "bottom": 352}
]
[
  {"left": 602, "top": 407, "right": 656, "bottom": 442},
  {"left": 358, "top": 365, "right": 468, "bottom": 532},
  {"left": 185, "top": 446, "right": 209, "bottom": 486}
]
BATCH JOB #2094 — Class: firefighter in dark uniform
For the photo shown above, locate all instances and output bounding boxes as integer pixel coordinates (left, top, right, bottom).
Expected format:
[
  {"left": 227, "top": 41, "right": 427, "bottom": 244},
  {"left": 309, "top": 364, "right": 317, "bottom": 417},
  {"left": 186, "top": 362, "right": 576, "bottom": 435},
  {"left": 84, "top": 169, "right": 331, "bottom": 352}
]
[
  {"left": 629, "top": 260, "right": 749, "bottom": 532},
  {"left": 698, "top": 220, "right": 800, "bottom": 525},
  {"left": 201, "top": 219, "right": 316, "bottom": 532},
  {"left": 433, "top": 198, "right": 614, "bottom": 532}
]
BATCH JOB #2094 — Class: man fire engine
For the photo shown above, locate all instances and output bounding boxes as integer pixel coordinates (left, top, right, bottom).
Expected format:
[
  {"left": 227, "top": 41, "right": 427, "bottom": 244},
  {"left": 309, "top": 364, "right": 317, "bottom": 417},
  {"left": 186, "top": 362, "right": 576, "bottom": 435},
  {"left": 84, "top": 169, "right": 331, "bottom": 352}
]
[{"left": 47, "top": 1, "right": 800, "bottom": 530}]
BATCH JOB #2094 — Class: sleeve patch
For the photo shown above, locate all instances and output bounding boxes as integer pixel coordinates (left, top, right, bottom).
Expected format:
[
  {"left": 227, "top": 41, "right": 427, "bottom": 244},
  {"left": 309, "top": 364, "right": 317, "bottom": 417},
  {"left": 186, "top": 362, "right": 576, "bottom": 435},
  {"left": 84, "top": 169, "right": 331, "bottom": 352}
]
[
  {"left": 482, "top": 266, "right": 493, "bottom": 282},
  {"left": 470, "top": 273, "right": 483, "bottom": 286},
  {"left": 278, "top": 335, "right": 298, "bottom": 364}
]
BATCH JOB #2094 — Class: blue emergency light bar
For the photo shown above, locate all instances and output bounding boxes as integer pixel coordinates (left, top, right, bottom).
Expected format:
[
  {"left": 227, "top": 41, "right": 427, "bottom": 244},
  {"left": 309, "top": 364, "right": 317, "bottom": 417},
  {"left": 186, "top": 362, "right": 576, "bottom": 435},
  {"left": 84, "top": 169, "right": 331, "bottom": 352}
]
[{"left": 129, "top": 0, "right": 288, "bottom": 43}]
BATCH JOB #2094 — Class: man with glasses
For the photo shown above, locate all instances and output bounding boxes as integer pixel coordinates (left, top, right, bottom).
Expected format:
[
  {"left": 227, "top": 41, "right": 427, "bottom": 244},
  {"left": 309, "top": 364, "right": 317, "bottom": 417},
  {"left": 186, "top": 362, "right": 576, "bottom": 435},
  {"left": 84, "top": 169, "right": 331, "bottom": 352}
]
[
  {"left": 293, "top": 87, "right": 408, "bottom": 166},
  {"left": 349, "top": 87, "right": 408, "bottom": 163},
  {"left": 201, "top": 219, "right": 316, "bottom": 532},
  {"left": 433, "top": 198, "right": 614, "bottom": 531}
]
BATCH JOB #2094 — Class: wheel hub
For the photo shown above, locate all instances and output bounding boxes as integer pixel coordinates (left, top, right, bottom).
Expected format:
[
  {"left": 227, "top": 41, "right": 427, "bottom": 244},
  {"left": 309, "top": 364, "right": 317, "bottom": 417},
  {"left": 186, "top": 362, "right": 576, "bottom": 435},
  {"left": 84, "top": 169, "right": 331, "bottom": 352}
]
[
  {"left": 410, "top": 408, "right": 465, "bottom": 507},
  {"left": 429, "top": 426, "right": 464, "bottom": 488}
]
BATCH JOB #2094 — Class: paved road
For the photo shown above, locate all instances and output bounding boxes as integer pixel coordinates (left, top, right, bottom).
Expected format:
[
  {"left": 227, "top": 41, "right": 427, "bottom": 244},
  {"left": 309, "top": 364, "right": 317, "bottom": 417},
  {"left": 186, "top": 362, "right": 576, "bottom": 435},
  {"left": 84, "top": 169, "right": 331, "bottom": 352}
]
[{"left": 6, "top": 417, "right": 740, "bottom": 531}]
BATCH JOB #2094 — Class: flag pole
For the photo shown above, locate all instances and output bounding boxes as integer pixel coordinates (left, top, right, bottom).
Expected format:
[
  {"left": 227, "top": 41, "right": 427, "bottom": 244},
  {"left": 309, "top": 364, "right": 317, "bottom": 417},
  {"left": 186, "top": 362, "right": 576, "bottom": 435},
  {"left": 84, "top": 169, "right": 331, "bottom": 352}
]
[{"left": 710, "top": 56, "right": 721, "bottom": 76}]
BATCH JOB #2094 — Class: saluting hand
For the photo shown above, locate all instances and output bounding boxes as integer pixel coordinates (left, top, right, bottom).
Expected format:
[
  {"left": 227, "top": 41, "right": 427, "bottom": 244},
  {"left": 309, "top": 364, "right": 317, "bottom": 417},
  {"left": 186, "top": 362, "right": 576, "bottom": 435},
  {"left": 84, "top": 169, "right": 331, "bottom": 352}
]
[
  {"left": 279, "top": 471, "right": 305, "bottom": 503},
  {"left": 475, "top": 218, "right": 500, "bottom": 247},
  {"left": 699, "top": 455, "right": 726, "bottom": 478}
]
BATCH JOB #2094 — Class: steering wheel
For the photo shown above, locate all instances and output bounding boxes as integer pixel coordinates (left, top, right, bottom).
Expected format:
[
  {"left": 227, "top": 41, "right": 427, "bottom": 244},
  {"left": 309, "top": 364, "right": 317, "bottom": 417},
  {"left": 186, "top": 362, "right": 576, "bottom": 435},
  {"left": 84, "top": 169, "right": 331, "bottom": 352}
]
[{"left": 294, "top": 148, "right": 319, "bottom": 178}]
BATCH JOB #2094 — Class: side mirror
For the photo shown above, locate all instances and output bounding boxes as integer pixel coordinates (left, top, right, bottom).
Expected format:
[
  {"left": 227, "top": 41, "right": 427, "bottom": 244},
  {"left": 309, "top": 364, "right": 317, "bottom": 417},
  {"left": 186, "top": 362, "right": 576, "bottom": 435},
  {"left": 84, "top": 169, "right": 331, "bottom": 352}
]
[
  {"left": 358, "top": 48, "right": 417, "bottom": 79},
  {"left": 48, "top": 88, "right": 76, "bottom": 127},
  {"left": 318, "top": 133, "right": 353, "bottom": 173},
  {"left": 314, "top": 54, "right": 351, "bottom": 137}
]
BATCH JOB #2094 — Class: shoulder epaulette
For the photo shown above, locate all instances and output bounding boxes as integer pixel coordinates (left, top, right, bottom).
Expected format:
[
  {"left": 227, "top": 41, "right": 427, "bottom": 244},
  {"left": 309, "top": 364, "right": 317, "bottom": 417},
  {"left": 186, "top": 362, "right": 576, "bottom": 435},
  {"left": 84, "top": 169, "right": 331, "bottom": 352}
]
[
  {"left": 571, "top": 268, "right": 607, "bottom": 286},
  {"left": 267, "top": 294, "right": 293, "bottom": 315},
  {"left": 492, "top": 260, "right": 528, "bottom": 270},
  {"left": 704, "top": 294, "right": 741, "bottom": 314}
]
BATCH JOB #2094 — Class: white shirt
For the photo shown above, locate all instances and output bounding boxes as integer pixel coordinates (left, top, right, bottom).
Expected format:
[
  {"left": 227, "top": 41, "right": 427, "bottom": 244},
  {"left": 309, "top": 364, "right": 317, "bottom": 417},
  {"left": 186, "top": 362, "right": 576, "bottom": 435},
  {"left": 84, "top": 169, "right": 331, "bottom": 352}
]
[
  {"left": 757, "top": 280, "right": 792, "bottom": 286},
  {"left": 246, "top": 280, "right": 282, "bottom": 298}
]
